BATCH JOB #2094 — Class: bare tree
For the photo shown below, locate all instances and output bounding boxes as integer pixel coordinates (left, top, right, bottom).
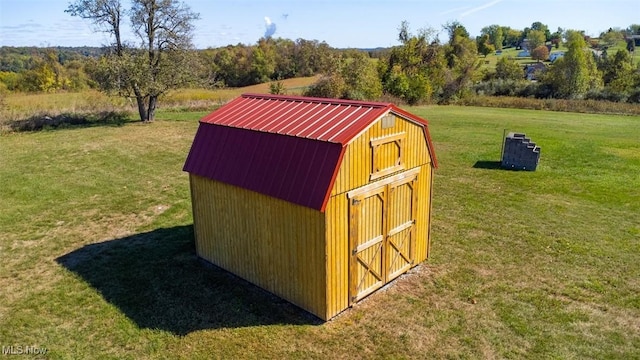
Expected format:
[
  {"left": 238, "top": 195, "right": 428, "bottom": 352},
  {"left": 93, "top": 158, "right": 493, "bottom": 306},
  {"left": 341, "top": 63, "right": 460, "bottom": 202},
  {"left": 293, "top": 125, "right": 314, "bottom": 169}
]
[
  {"left": 67, "top": 0, "right": 200, "bottom": 122},
  {"left": 66, "top": 0, "right": 125, "bottom": 55}
]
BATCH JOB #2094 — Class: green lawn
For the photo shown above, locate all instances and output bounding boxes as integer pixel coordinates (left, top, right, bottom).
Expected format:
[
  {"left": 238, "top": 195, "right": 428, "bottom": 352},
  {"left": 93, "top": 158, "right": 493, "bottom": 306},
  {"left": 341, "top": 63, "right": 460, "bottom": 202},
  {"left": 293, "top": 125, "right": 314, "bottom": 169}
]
[
  {"left": 607, "top": 40, "right": 640, "bottom": 66},
  {"left": 478, "top": 46, "right": 543, "bottom": 70},
  {"left": 1, "top": 106, "right": 638, "bottom": 359}
]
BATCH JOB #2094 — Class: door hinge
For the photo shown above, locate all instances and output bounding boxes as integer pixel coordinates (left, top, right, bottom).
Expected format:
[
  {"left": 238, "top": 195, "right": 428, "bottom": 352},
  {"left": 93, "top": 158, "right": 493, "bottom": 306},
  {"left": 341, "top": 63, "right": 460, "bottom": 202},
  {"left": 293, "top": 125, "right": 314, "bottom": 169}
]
[{"left": 352, "top": 198, "right": 361, "bottom": 205}]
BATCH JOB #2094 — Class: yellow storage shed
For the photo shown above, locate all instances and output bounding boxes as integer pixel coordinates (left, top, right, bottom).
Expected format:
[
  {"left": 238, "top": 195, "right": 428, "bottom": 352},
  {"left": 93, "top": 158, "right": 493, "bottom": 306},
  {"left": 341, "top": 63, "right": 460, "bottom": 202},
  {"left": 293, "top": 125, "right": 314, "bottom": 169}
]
[{"left": 183, "top": 93, "right": 437, "bottom": 320}]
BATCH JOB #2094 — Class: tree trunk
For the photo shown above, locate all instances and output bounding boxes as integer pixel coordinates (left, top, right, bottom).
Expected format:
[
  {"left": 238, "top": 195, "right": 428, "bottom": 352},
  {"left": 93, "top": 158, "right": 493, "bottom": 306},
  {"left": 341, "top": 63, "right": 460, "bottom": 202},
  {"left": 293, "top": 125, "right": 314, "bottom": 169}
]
[
  {"left": 136, "top": 96, "right": 148, "bottom": 122},
  {"left": 147, "top": 95, "right": 158, "bottom": 122},
  {"left": 133, "top": 86, "right": 148, "bottom": 122}
]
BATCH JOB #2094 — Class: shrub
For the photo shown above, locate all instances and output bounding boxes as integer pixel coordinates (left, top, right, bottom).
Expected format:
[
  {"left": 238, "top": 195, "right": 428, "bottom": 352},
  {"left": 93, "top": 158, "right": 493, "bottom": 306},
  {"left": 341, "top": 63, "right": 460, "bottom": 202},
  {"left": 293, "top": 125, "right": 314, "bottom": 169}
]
[
  {"left": 6, "top": 111, "right": 131, "bottom": 132},
  {"left": 585, "top": 89, "right": 628, "bottom": 103},
  {"left": 455, "top": 95, "right": 640, "bottom": 115},
  {"left": 473, "top": 79, "right": 533, "bottom": 97},
  {"left": 304, "top": 74, "right": 346, "bottom": 99},
  {"left": 519, "top": 82, "right": 554, "bottom": 99},
  {"left": 627, "top": 89, "right": 640, "bottom": 104},
  {"left": 269, "top": 81, "right": 286, "bottom": 95},
  {"left": 494, "top": 57, "right": 524, "bottom": 81}
]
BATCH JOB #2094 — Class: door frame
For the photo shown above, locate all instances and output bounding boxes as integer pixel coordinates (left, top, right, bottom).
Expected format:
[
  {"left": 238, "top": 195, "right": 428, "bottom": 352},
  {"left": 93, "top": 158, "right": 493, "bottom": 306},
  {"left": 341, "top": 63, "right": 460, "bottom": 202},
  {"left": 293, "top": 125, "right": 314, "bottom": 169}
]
[{"left": 347, "top": 167, "right": 420, "bottom": 305}]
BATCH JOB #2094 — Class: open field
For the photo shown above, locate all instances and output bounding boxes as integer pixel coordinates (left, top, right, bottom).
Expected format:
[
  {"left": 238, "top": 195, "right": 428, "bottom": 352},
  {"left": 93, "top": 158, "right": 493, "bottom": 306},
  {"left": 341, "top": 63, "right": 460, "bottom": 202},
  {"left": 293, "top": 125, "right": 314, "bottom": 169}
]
[
  {"left": 479, "top": 40, "right": 640, "bottom": 71},
  {"left": 1, "top": 106, "right": 639, "bottom": 359},
  {"left": 0, "top": 76, "right": 319, "bottom": 128},
  {"left": 607, "top": 41, "right": 640, "bottom": 66},
  {"left": 478, "top": 46, "right": 541, "bottom": 69},
  {"left": 160, "top": 76, "right": 319, "bottom": 109}
]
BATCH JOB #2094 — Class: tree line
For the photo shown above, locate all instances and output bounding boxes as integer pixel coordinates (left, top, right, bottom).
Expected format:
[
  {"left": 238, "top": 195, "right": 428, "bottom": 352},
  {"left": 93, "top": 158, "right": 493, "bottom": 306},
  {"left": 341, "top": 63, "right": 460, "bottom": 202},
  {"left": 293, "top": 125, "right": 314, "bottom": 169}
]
[
  {"left": 1, "top": 0, "right": 639, "bottom": 122},
  {"left": 0, "top": 39, "right": 337, "bottom": 92},
  {"left": 305, "top": 21, "right": 640, "bottom": 105}
]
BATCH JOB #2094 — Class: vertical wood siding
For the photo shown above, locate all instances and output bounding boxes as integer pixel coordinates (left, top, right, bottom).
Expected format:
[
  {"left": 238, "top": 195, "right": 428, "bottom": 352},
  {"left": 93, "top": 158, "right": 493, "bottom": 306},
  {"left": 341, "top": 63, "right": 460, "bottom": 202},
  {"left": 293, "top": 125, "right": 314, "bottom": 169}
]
[
  {"left": 331, "top": 114, "right": 432, "bottom": 196},
  {"left": 189, "top": 112, "right": 434, "bottom": 321},
  {"left": 414, "top": 164, "right": 433, "bottom": 262},
  {"left": 190, "top": 174, "right": 328, "bottom": 319},
  {"left": 325, "top": 114, "right": 434, "bottom": 318},
  {"left": 386, "top": 177, "right": 416, "bottom": 280},
  {"left": 350, "top": 188, "right": 387, "bottom": 303},
  {"left": 324, "top": 195, "right": 349, "bottom": 319}
]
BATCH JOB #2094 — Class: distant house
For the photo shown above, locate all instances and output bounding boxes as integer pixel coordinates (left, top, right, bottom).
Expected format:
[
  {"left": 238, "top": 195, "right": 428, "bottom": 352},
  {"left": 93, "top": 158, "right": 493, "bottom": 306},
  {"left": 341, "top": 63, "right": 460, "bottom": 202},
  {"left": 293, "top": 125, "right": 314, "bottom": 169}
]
[
  {"left": 549, "top": 52, "right": 565, "bottom": 62},
  {"left": 625, "top": 34, "right": 640, "bottom": 47},
  {"left": 520, "top": 39, "right": 554, "bottom": 56},
  {"left": 524, "top": 63, "right": 546, "bottom": 81}
]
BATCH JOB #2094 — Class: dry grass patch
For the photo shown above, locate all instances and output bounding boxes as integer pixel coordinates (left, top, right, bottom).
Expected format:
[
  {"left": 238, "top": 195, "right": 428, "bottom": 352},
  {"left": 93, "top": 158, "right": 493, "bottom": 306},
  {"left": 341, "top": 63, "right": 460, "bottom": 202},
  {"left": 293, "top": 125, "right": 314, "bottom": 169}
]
[
  {"left": 161, "top": 76, "right": 319, "bottom": 110},
  {"left": 1, "top": 76, "right": 319, "bottom": 130},
  {"left": 457, "top": 95, "right": 640, "bottom": 116}
]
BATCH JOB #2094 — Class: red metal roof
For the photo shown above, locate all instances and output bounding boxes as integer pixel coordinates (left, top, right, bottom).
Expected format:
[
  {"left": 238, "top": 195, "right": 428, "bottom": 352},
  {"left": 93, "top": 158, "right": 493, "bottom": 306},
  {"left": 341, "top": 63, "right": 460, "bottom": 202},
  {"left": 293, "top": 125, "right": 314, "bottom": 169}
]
[
  {"left": 184, "top": 94, "right": 437, "bottom": 212},
  {"left": 184, "top": 124, "right": 343, "bottom": 210},
  {"left": 203, "top": 93, "right": 414, "bottom": 145}
]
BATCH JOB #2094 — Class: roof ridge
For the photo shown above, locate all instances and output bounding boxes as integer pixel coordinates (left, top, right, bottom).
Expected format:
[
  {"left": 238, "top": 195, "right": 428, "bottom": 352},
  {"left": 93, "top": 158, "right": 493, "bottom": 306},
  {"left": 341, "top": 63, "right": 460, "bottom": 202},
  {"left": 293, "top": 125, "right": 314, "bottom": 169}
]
[{"left": 241, "top": 93, "right": 392, "bottom": 108}]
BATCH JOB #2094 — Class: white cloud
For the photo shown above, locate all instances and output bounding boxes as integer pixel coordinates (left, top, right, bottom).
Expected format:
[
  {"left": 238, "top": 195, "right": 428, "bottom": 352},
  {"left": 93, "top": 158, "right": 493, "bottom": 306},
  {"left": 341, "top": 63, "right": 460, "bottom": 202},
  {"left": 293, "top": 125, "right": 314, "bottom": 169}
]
[
  {"left": 461, "top": 0, "right": 504, "bottom": 17},
  {"left": 440, "top": 6, "right": 471, "bottom": 16},
  {"left": 264, "top": 16, "right": 276, "bottom": 38}
]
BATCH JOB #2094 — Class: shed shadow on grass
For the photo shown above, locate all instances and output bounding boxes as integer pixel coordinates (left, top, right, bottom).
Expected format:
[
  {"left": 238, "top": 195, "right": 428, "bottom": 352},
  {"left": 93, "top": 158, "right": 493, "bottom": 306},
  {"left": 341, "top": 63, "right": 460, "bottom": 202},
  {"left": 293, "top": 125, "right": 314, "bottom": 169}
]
[
  {"left": 473, "top": 160, "right": 503, "bottom": 170},
  {"left": 56, "top": 225, "right": 321, "bottom": 335}
]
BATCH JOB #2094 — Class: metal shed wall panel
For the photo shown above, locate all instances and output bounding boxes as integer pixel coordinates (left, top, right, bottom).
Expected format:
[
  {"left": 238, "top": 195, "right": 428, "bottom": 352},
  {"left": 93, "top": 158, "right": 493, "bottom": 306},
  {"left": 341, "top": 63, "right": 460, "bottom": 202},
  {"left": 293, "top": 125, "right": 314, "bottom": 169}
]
[{"left": 183, "top": 123, "right": 343, "bottom": 211}]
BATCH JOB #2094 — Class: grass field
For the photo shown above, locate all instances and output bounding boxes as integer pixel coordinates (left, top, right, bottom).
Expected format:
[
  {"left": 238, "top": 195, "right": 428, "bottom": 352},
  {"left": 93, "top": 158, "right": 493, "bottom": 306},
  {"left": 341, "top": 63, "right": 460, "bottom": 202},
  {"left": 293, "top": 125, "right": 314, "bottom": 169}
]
[
  {"left": 0, "top": 76, "right": 319, "bottom": 128},
  {"left": 479, "top": 40, "right": 640, "bottom": 71},
  {"left": 478, "top": 46, "right": 541, "bottom": 69},
  {"left": 1, "top": 105, "right": 639, "bottom": 359},
  {"left": 160, "top": 76, "right": 319, "bottom": 109}
]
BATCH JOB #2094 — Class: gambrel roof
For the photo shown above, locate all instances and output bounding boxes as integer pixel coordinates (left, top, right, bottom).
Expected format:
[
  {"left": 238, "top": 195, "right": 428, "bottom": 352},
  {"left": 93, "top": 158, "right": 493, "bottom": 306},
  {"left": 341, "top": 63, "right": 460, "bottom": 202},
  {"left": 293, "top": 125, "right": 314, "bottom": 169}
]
[{"left": 183, "top": 93, "right": 437, "bottom": 211}]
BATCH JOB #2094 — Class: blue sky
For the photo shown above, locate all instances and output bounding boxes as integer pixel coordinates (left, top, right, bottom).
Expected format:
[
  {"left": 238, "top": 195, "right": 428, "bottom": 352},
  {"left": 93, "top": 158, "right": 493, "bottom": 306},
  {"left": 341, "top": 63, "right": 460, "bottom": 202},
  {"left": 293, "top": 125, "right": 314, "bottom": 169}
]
[{"left": 0, "top": 0, "right": 637, "bottom": 49}]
